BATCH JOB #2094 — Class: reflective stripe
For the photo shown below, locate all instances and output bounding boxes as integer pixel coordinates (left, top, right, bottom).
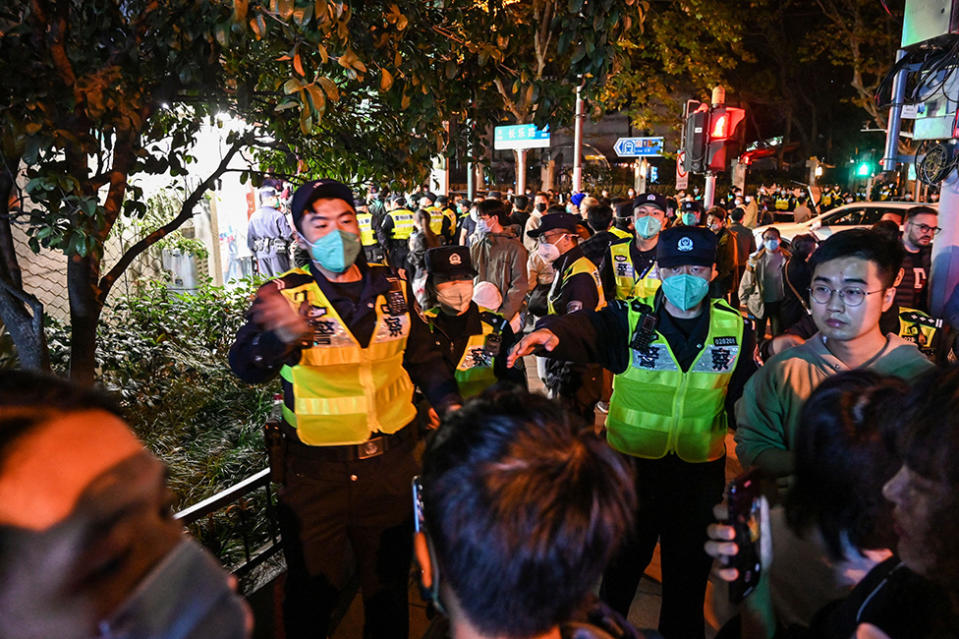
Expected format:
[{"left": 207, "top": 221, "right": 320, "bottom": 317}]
[
  {"left": 610, "top": 227, "right": 632, "bottom": 240},
  {"left": 547, "top": 256, "right": 607, "bottom": 315},
  {"left": 607, "top": 296, "right": 744, "bottom": 462}
]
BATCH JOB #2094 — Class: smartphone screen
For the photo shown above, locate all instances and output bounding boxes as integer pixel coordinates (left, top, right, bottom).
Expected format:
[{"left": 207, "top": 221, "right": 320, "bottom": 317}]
[{"left": 725, "top": 469, "right": 763, "bottom": 604}]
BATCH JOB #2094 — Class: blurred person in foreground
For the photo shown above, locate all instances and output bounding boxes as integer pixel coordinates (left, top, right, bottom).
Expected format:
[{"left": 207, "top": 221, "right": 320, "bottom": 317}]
[
  {"left": 0, "top": 370, "right": 250, "bottom": 639},
  {"left": 511, "top": 226, "right": 756, "bottom": 639},
  {"left": 415, "top": 389, "right": 660, "bottom": 639},
  {"left": 708, "top": 365, "right": 959, "bottom": 638}
]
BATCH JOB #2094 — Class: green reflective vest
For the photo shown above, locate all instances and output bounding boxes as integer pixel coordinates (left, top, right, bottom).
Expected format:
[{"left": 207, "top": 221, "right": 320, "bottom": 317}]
[
  {"left": 609, "top": 226, "right": 632, "bottom": 241},
  {"left": 276, "top": 268, "right": 417, "bottom": 445},
  {"left": 387, "top": 208, "right": 415, "bottom": 240},
  {"left": 606, "top": 295, "right": 744, "bottom": 462},
  {"left": 425, "top": 307, "right": 503, "bottom": 398},
  {"left": 547, "top": 255, "right": 606, "bottom": 315}
]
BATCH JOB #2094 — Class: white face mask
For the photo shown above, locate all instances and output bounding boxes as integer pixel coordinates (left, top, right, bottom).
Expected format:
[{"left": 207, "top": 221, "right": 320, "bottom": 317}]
[
  {"left": 436, "top": 281, "right": 474, "bottom": 314},
  {"left": 537, "top": 239, "right": 562, "bottom": 262}
]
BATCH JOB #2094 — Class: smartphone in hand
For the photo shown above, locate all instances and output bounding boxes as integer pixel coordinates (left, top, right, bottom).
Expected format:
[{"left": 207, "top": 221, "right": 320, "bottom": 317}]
[{"left": 724, "top": 469, "right": 764, "bottom": 604}]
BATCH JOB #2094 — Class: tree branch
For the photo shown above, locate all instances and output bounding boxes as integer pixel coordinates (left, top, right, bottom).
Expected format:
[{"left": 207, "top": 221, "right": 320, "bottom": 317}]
[{"left": 97, "top": 135, "right": 250, "bottom": 302}]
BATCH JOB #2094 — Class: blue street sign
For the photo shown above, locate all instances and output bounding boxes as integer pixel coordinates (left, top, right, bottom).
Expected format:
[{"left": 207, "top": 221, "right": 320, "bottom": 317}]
[
  {"left": 650, "top": 167, "right": 659, "bottom": 183},
  {"left": 614, "top": 137, "right": 664, "bottom": 158},
  {"left": 494, "top": 124, "right": 551, "bottom": 150}
]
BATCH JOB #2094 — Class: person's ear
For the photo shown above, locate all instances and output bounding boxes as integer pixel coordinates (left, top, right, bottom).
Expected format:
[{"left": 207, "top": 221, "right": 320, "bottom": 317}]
[
  {"left": 881, "top": 286, "right": 896, "bottom": 312},
  {"left": 710, "top": 265, "right": 718, "bottom": 282},
  {"left": 893, "top": 267, "right": 905, "bottom": 288},
  {"left": 414, "top": 532, "right": 433, "bottom": 589}
]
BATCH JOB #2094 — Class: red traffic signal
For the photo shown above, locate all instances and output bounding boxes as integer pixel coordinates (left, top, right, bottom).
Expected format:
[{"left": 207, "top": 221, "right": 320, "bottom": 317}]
[{"left": 706, "top": 106, "right": 746, "bottom": 172}]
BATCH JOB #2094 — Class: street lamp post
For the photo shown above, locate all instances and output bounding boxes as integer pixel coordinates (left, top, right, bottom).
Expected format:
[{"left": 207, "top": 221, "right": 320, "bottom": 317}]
[{"left": 572, "top": 85, "right": 584, "bottom": 194}]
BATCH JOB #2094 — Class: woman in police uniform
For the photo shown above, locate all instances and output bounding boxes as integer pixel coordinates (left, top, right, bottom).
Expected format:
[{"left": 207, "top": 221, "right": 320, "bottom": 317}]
[{"left": 422, "top": 245, "right": 526, "bottom": 398}]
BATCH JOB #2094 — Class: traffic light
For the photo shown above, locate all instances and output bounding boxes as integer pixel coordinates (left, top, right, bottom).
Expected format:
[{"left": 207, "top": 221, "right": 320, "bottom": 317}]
[
  {"left": 705, "top": 106, "right": 746, "bottom": 172},
  {"left": 856, "top": 161, "right": 872, "bottom": 177},
  {"left": 684, "top": 103, "right": 710, "bottom": 173}
]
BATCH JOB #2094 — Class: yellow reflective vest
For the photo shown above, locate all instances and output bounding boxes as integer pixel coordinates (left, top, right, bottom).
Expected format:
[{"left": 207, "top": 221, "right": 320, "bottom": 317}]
[
  {"left": 425, "top": 307, "right": 503, "bottom": 399},
  {"left": 608, "top": 239, "right": 661, "bottom": 301},
  {"left": 775, "top": 196, "right": 790, "bottom": 211},
  {"left": 547, "top": 255, "right": 606, "bottom": 315},
  {"left": 276, "top": 267, "right": 417, "bottom": 445},
  {"left": 387, "top": 208, "right": 415, "bottom": 240},
  {"left": 357, "top": 212, "right": 377, "bottom": 247},
  {"left": 607, "top": 295, "right": 744, "bottom": 462},
  {"left": 609, "top": 226, "right": 632, "bottom": 240}
]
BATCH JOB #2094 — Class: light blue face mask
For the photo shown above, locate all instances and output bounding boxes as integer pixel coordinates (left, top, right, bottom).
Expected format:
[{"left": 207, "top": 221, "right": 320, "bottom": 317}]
[
  {"left": 682, "top": 212, "right": 699, "bottom": 226},
  {"left": 661, "top": 273, "right": 710, "bottom": 311},
  {"left": 475, "top": 218, "right": 491, "bottom": 234},
  {"left": 764, "top": 238, "right": 780, "bottom": 252},
  {"left": 634, "top": 216, "right": 662, "bottom": 239},
  {"left": 303, "top": 229, "right": 361, "bottom": 273}
]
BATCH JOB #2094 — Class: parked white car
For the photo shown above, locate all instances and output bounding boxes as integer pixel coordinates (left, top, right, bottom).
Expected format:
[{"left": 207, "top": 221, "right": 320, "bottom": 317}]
[{"left": 753, "top": 201, "right": 938, "bottom": 246}]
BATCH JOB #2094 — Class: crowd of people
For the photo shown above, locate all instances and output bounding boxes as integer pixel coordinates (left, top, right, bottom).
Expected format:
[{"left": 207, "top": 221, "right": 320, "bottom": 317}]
[{"left": 4, "top": 176, "right": 959, "bottom": 639}]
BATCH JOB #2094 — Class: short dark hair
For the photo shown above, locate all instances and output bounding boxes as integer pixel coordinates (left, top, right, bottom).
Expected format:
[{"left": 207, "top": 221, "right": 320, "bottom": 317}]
[
  {"left": 790, "top": 233, "right": 818, "bottom": 261},
  {"left": 614, "top": 201, "right": 634, "bottom": 219},
  {"left": 730, "top": 207, "right": 745, "bottom": 222},
  {"left": 808, "top": 228, "right": 904, "bottom": 288},
  {"left": 535, "top": 191, "right": 549, "bottom": 200},
  {"left": 0, "top": 371, "right": 122, "bottom": 472},
  {"left": 905, "top": 205, "right": 938, "bottom": 221},
  {"left": 476, "top": 198, "right": 507, "bottom": 223},
  {"left": 422, "top": 391, "right": 635, "bottom": 638},
  {"left": 870, "top": 220, "right": 901, "bottom": 243},
  {"left": 786, "top": 371, "right": 907, "bottom": 559},
  {"left": 705, "top": 206, "right": 726, "bottom": 222},
  {"left": 586, "top": 205, "right": 613, "bottom": 232},
  {"left": 513, "top": 195, "right": 529, "bottom": 210},
  {"left": 436, "top": 195, "right": 449, "bottom": 206},
  {"left": 545, "top": 204, "right": 566, "bottom": 216},
  {"left": 761, "top": 226, "right": 781, "bottom": 239}
]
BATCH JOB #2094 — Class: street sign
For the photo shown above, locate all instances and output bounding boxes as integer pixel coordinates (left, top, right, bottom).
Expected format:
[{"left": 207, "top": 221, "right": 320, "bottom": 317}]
[
  {"left": 676, "top": 151, "right": 689, "bottom": 190},
  {"left": 614, "top": 136, "right": 664, "bottom": 157},
  {"left": 493, "top": 124, "right": 550, "bottom": 150}
]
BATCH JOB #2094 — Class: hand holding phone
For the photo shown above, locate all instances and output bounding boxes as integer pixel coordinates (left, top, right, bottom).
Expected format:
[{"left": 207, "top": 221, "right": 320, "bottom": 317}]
[{"left": 723, "top": 470, "right": 767, "bottom": 604}]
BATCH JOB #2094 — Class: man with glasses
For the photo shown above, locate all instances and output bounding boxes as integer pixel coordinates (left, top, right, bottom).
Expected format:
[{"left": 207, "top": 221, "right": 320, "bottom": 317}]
[
  {"left": 735, "top": 228, "right": 933, "bottom": 477},
  {"left": 896, "top": 205, "right": 938, "bottom": 311}
]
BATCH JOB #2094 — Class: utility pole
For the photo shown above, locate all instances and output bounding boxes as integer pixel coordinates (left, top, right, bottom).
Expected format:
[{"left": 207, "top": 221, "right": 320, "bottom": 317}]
[
  {"left": 704, "top": 85, "right": 724, "bottom": 208},
  {"left": 572, "top": 84, "right": 584, "bottom": 194}
]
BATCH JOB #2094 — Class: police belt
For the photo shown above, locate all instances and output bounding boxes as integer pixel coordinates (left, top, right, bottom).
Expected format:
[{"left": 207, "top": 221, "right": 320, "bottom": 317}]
[{"left": 280, "top": 420, "right": 415, "bottom": 462}]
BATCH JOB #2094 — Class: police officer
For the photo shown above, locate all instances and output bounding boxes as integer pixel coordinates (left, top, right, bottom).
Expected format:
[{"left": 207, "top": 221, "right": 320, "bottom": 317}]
[
  {"left": 602, "top": 193, "right": 666, "bottom": 303},
  {"left": 678, "top": 199, "right": 704, "bottom": 227},
  {"left": 421, "top": 246, "right": 525, "bottom": 398},
  {"left": 509, "top": 226, "right": 756, "bottom": 639},
  {"left": 527, "top": 212, "right": 606, "bottom": 421},
  {"left": 247, "top": 186, "right": 294, "bottom": 276},
  {"left": 228, "top": 179, "right": 461, "bottom": 639},
  {"left": 356, "top": 198, "right": 385, "bottom": 264},
  {"left": 378, "top": 194, "right": 416, "bottom": 274},
  {"left": 609, "top": 200, "right": 634, "bottom": 241}
]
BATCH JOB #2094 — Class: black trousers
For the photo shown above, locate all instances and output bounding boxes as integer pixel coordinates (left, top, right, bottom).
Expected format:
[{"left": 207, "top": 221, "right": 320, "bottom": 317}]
[
  {"left": 600, "top": 454, "right": 726, "bottom": 639},
  {"left": 276, "top": 439, "right": 418, "bottom": 639}
]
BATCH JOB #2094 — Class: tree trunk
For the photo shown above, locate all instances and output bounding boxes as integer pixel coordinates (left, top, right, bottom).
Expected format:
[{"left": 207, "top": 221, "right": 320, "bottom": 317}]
[
  {"left": 0, "top": 158, "right": 51, "bottom": 371},
  {"left": 67, "top": 253, "right": 102, "bottom": 385},
  {"left": 0, "top": 286, "right": 50, "bottom": 371}
]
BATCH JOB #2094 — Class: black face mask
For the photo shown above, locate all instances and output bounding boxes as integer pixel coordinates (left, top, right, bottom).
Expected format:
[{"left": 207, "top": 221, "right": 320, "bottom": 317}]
[{"left": 535, "top": 203, "right": 547, "bottom": 213}]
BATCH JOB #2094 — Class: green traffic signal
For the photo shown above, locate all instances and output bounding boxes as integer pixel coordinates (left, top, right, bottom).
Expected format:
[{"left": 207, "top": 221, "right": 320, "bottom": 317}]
[{"left": 856, "top": 161, "right": 872, "bottom": 177}]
